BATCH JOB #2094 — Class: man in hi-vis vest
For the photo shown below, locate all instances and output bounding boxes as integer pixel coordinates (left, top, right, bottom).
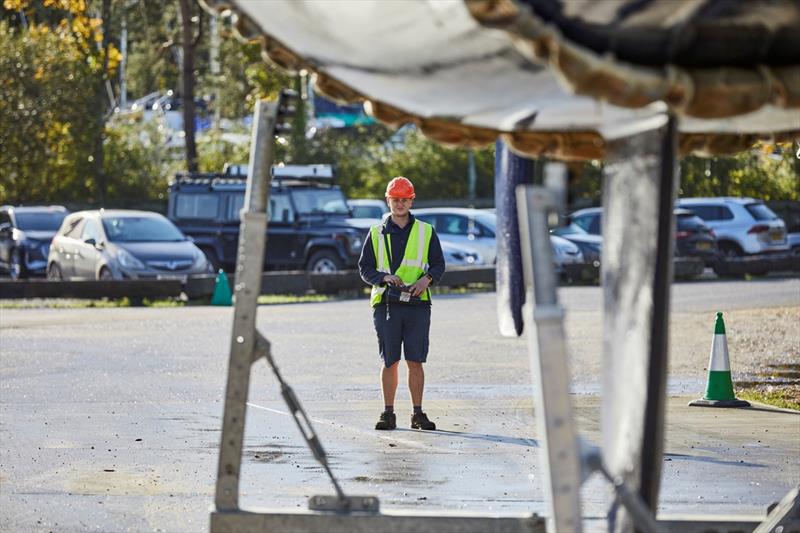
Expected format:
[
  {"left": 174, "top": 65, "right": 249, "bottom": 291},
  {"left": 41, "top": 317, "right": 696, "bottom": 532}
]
[{"left": 358, "top": 177, "right": 445, "bottom": 431}]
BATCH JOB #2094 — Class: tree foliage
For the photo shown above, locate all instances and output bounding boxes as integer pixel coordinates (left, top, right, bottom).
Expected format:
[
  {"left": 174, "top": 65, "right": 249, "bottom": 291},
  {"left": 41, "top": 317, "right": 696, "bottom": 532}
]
[
  {"left": 2, "top": 1, "right": 796, "bottom": 209},
  {"left": 680, "top": 144, "right": 799, "bottom": 201},
  {"left": 0, "top": 21, "right": 99, "bottom": 202}
]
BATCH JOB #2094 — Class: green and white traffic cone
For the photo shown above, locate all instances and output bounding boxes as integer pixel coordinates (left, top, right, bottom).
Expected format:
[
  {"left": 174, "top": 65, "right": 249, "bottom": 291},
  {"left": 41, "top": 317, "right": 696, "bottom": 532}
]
[
  {"left": 689, "top": 312, "right": 750, "bottom": 407},
  {"left": 210, "top": 269, "right": 233, "bottom": 306}
]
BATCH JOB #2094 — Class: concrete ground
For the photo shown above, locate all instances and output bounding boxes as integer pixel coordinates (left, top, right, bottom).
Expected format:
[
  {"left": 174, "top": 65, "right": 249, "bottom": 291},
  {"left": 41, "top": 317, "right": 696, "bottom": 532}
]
[{"left": 0, "top": 277, "right": 798, "bottom": 532}]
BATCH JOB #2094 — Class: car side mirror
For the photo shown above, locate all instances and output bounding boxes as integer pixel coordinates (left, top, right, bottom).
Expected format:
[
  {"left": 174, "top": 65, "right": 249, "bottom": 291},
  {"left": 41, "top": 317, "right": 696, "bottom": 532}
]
[
  {"left": 85, "top": 238, "right": 104, "bottom": 249},
  {"left": 0, "top": 223, "right": 11, "bottom": 234}
]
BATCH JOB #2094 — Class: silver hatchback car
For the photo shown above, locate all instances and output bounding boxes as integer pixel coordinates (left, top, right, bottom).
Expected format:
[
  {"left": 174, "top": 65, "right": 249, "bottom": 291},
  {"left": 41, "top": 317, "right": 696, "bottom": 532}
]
[{"left": 47, "top": 210, "right": 212, "bottom": 280}]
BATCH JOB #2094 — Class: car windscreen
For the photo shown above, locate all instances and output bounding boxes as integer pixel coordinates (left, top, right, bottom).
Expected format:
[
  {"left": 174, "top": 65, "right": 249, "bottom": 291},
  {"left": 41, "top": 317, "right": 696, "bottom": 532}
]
[
  {"left": 102, "top": 216, "right": 185, "bottom": 242},
  {"left": 745, "top": 203, "right": 779, "bottom": 221},
  {"left": 474, "top": 212, "right": 496, "bottom": 232},
  {"left": 291, "top": 188, "right": 349, "bottom": 215},
  {"left": 553, "top": 223, "right": 588, "bottom": 236},
  {"left": 15, "top": 211, "right": 67, "bottom": 231},
  {"left": 351, "top": 205, "right": 385, "bottom": 219},
  {"left": 175, "top": 193, "right": 219, "bottom": 219}
]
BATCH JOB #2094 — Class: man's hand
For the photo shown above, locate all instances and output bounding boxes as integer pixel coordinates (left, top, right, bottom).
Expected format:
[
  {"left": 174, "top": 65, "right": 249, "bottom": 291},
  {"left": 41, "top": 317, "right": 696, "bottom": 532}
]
[
  {"left": 407, "top": 276, "right": 431, "bottom": 297},
  {"left": 383, "top": 274, "right": 403, "bottom": 287}
]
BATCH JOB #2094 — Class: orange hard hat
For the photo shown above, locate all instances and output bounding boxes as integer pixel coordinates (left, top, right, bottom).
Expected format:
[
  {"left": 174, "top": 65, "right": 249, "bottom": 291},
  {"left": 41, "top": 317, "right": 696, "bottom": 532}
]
[{"left": 385, "top": 176, "right": 415, "bottom": 199}]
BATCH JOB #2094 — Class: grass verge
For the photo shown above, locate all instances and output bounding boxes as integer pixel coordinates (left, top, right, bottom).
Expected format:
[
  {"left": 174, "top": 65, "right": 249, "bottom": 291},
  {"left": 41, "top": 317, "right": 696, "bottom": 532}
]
[{"left": 738, "top": 385, "right": 799, "bottom": 411}]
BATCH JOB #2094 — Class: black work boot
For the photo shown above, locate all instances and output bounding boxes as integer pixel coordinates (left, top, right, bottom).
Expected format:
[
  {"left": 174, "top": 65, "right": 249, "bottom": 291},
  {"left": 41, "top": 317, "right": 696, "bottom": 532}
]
[
  {"left": 375, "top": 411, "right": 397, "bottom": 430},
  {"left": 410, "top": 411, "right": 436, "bottom": 430}
]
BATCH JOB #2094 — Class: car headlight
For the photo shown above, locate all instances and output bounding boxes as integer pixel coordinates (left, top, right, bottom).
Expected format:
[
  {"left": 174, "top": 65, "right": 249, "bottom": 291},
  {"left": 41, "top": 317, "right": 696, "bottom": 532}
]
[
  {"left": 117, "top": 248, "right": 145, "bottom": 269},
  {"left": 192, "top": 247, "right": 208, "bottom": 267},
  {"left": 348, "top": 235, "right": 364, "bottom": 254}
]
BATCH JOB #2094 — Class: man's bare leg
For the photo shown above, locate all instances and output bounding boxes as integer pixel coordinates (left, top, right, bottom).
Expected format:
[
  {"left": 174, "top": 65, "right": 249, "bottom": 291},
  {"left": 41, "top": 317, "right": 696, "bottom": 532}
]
[
  {"left": 407, "top": 361, "right": 436, "bottom": 429},
  {"left": 381, "top": 361, "right": 399, "bottom": 407},
  {"left": 407, "top": 361, "right": 424, "bottom": 407}
]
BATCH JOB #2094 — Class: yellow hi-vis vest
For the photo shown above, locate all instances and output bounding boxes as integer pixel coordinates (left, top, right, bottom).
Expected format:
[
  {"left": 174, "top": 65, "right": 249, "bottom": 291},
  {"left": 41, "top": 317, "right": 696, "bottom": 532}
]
[{"left": 370, "top": 219, "right": 433, "bottom": 306}]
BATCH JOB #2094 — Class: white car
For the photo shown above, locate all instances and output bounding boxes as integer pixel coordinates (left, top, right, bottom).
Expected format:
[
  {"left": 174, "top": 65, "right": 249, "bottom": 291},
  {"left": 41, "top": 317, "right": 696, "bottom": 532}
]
[
  {"left": 413, "top": 207, "right": 499, "bottom": 263},
  {"left": 441, "top": 240, "right": 484, "bottom": 267},
  {"left": 676, "top": 197, "right": 788, "bottom": 257},
  {"left": 413, "top": 207, "right": 583, "bottom": 271},
  {"left": 348, "top": 199, "right": 389, "bottom": 220}
]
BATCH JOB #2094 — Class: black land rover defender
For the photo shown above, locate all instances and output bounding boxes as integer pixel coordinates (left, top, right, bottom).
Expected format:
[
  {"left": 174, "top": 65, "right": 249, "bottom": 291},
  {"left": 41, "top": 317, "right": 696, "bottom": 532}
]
[{"left": 167, "top": 164, "right": 373, "bottom": 273}]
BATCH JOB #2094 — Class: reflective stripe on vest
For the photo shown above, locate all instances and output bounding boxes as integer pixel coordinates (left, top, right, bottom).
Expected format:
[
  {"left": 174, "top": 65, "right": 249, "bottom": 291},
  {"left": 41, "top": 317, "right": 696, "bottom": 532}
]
[{"left": 370, "top": 219, "right": 432, "bottom": 306}]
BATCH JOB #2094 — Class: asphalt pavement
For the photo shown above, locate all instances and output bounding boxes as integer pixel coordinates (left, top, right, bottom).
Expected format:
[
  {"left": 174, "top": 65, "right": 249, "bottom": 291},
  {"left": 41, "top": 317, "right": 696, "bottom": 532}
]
[{"left": 1, "top": 277, "right": 798, "bottom": 532}]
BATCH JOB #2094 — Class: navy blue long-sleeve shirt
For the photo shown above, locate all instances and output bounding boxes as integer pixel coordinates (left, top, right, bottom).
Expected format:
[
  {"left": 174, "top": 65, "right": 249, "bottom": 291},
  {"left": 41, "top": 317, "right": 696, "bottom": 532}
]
[{"left": 359, "top": 214, "right": 445, "bottom": 305}]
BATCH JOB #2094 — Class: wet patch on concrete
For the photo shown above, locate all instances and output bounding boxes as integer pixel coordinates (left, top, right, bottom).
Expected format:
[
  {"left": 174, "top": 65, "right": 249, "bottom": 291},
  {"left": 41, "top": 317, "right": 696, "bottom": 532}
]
[
  {"left": 242, "top": 443, "right": 307, "bottom": 464},
  {"left": 347, "top": 474, "right": 448, "bottom": 486},
  {"left": 244, "top": 450, "right": 286, "bottom": 464}
]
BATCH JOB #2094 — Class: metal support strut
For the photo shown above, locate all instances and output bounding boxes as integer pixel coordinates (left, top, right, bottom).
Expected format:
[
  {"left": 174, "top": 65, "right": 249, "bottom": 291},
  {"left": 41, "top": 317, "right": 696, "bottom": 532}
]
[
  {"left": 515, "top": 167, "right": 583, "bottom": 533},
  {"left": 212, "top": 95, "right": 378, "bottom": 525},
  {"left": 516, "top": 163, "right": 659, "bottom": 533}
]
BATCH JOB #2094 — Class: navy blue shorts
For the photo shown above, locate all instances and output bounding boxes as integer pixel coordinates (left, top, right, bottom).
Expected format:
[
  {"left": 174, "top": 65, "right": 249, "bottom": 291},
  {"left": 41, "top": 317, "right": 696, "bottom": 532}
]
[{"left": 372, "top": 303, "right": 431, "bottom": 368}]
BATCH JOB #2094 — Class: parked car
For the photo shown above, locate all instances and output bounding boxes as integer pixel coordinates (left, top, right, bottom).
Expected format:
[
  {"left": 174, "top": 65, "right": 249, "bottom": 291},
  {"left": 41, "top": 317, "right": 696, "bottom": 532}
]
[
  {"left": 673, "top": 208, "right": 719, "bottom": 263},
  {"left": 565, "top": 207, "right": 602, "bottom": 236},
  {"left": 413, "top": 207, "right": 583, "bottom": 274},
  {"left": 551, "top": 218, "right": 601, "bottom": 258},
  {"left": 441, "top": 240, "right": 485, "bottom": 266},
  {"left": 347, "top": 199, "right": 388, "bottom": 220},
  {"left": 47, "top": 210, "right": 212, "bottom": 280},
  {"left": 558, "top": 206, "right": 719, "bottom": 279},
  {"left": 0, "top": 205, "right": 68, "bottom": 279},
  {"left": 413, "top": 207, "right": 499, "bottom": 263},
  {"left": 789, "top": 233, "right": 800, "bottom": 256},
  {"left": 168, "top": 165, "right": 370, "bottom": 273},
  {"left": 550, "top": 234, "right": 585, "bottom": 277},
  {"left": 676, "top": 197, "right": 788, "bottom": 258}
]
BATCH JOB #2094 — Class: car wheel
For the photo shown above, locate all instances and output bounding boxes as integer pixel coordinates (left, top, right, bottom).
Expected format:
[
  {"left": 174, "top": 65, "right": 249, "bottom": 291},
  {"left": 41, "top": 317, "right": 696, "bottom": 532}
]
[
  {"left": 98, "top": 267, "right": 113, "bottom": 280},
  {"left": 713, "top": 242, "right": 745, "bottom": 278},
  {"left": 47, "top": 262, "right": 63, "bottom": 281},
  {"left": 718, "top": 242, "right": 743, "bottom": 259},
  {"left": 9, "top": 249, "right": 26, "bottom": 280},
  {"left": 307, "top": 250, "right": 344, "bottom": 274}
]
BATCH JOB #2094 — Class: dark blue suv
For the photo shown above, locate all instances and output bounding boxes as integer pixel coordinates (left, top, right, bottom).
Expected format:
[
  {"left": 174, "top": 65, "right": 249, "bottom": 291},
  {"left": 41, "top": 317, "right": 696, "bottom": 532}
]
[{"left": 167, "top": 165, "right": 372, "bottom": 273}]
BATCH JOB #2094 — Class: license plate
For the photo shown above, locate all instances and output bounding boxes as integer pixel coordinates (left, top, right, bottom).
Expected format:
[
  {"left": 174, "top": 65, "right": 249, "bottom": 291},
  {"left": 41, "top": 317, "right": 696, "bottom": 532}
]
[
  {"left": 695, "top": 241, "right": 711, "bottom": 250},
  {"left": 157, "top": 274, "right": 187, "bottom": 282},
  {"left": 769, "top": 230, "right": 783, "bottom": 242}
]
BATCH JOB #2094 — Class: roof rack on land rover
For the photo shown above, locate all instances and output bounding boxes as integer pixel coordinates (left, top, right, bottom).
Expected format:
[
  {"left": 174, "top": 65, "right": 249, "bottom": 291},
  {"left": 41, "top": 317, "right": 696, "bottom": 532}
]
[
  {"left": 173, "top": 164, "right": 335, "bottom": 188},
  {"left": 222, "top": 163, "right": 334, "bottom": 180}
]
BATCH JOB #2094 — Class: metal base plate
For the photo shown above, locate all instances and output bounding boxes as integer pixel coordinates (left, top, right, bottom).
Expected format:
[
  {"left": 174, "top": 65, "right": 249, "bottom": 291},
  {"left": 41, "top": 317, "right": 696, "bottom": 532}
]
[
  {"left": 308, "top": 495, "right": 380, "bottom": 513},
  {"left": 688, "top": 398, "right": 751, "bottom": 408},
  {"left": 210, "top": 509, "right": 545, "bottom": 533}
]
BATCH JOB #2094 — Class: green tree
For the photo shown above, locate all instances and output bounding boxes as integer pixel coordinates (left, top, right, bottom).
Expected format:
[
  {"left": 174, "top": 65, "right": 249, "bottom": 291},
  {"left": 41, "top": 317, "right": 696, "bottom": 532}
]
[
  {"left": 2, "top": 0, "right": 122, "bottom": 203},
  {"left": 680, "top": 144, "right": 799, "bottom": 200},
  {"left": 0, "top": 21, "right": 98, "bottom": 202}
]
